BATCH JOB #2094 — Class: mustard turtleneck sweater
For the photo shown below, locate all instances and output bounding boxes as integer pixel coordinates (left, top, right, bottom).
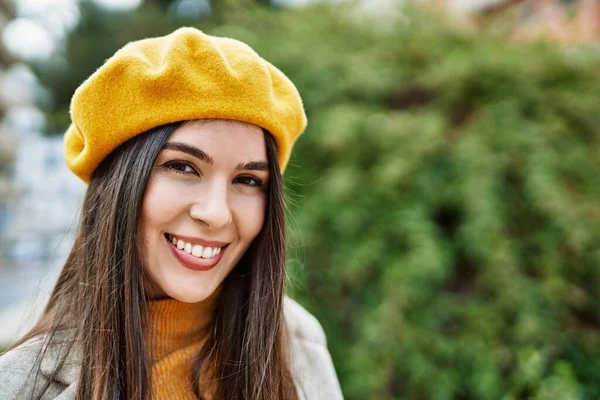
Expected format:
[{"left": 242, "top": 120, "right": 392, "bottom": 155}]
[{"left": 147, "top": 288, "right": 220, "bottom": 400}]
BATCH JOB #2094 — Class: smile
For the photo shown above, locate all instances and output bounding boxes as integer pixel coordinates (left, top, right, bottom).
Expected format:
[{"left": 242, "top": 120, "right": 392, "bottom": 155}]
[
  {"left": 164, "top": 233, "right": 228, "bottom": 271},
  {"left": 166, "top": 233, "right": 224, "bottom": 259}
]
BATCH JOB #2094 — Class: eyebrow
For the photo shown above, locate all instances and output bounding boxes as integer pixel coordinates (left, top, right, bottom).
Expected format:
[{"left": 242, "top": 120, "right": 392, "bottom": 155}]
[{"left": 162, "top": 141, "right": 269, "bottom": 172}]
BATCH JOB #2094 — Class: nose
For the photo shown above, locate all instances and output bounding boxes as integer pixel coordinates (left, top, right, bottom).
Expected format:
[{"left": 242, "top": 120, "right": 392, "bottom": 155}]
[{"left": 189, "top": 181, "right": 232, "bottom": 230}]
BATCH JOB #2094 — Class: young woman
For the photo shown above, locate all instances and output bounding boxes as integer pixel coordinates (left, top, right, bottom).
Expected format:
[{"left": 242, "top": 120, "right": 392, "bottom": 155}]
[{"left": 0, "top": 28, "right": 343, "bottom": 400}]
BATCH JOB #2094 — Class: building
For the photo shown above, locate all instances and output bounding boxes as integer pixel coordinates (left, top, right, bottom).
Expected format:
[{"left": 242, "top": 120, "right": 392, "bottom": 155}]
[
  {"left": 0, "top": 0, "right": 16, "bottom": 253},
  {"left": 4, "top": 132, "right": 84, "bottom": 267},
  {"left": 438, "top": 0, "right": 600, "bottom": 43}
]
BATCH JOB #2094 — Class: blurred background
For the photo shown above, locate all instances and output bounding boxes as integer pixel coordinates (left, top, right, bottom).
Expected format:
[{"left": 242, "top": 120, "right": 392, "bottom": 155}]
[{"left": 0, "top": 0, "right": 599, "bottom": 398}]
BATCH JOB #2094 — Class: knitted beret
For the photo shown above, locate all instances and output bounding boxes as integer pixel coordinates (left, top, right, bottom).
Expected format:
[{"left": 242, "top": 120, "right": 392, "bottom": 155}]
[{"left": 64, "top": 27, "right": 307, "bottom": 183}]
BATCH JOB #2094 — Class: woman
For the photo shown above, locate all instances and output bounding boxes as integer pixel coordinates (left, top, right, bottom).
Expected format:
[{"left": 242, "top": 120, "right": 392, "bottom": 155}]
[{"left": 0, "top": 28, "right": 343, "bottom": 400}]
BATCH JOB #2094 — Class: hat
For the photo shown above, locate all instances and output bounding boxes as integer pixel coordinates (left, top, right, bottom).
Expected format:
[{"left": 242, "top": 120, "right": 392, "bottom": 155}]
[{"left": 64, "top": 27, "right": 307, "bottom": 183}]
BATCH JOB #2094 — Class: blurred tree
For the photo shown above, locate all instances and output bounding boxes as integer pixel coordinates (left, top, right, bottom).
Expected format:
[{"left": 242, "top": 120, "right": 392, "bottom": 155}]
[{"left": 25, "top": 0, "right": 600, "bottom": 399}]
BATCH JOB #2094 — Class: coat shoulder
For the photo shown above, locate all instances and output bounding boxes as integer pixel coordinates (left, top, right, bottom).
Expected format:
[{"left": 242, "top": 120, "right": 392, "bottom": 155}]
[
  {"left": 283, "top": 296, "right": 344, "bottom": 400},
  {"left": 283, "top": 296, "right": 327, "bottom": 345},
  {"left": 0, "top": 333, "right": 78, "bottom": 399},
  {"left": 0, "top": 336, "right": 47, "bottom": 398}
]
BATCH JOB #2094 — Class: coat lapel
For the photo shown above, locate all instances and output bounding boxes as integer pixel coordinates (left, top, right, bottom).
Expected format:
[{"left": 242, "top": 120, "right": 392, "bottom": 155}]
[{"left": 39, "top": 331, "right": 80, "bottom": 387}]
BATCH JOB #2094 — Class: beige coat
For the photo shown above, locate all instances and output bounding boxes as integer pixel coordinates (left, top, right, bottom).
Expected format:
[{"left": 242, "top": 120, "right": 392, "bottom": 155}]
[{"left": 0, "top": 297, "right": 344, "bottom": 400}]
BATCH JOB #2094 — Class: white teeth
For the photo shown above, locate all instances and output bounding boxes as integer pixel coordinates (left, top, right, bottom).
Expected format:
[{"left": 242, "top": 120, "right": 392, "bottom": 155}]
[
  {"left": 201, "top": 247, "right": 212, "bottom": 258},
  {"left": 170, "top": 235, "right": 223, "bottom": 260},
  {"left": 192, "top": 245, "right": 203, "bottom": 257}
]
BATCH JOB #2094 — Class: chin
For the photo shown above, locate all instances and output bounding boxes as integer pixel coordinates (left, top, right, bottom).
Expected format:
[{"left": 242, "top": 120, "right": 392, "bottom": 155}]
[
  {"left": 167, "top": 286, "right": 216, "bottom": 303},
  {"left": 146, "top": 249, "right": 236, "bottom": 303}
]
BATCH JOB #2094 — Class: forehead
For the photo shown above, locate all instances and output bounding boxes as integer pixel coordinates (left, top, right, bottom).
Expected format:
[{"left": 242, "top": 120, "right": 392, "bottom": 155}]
[{"left": 167, "top": 119, "right": 267, "bottom": 161}]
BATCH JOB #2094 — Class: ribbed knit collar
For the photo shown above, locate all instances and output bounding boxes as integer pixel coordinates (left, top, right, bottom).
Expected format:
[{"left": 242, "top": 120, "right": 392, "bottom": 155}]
[{"left": 146, "top": 287, "right": 221, "bottom": 362}]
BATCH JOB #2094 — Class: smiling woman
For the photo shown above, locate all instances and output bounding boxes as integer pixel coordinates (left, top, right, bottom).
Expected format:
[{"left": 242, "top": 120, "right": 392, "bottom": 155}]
[
  {"left": 0, "top": 28, "right": 343, "bottom": 400},
  {"left": 140, "top": 120, "right": 270, "bottom": 302}
]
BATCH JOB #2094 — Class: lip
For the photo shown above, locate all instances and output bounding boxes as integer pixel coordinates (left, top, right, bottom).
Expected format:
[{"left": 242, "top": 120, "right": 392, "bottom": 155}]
[
  {"left": 167, "top": 233, "right": 229, "bottom": 248},
  {"left": 165, "top": 234, "right": 228, "bottom": 271}
]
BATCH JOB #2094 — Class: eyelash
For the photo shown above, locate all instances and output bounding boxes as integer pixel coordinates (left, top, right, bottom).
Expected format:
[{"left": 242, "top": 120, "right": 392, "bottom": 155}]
[
  {"left": 162, "top": 161, "right": 267, "bottom": 190},
  {"left": 164, "top": 160, "right": 197, "bottom": 175}
]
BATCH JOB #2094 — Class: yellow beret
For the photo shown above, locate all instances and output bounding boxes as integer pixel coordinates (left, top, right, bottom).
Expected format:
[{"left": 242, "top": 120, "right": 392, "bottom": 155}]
[{"left": 64, "top": 27, "right": 307, "bottom": 183}]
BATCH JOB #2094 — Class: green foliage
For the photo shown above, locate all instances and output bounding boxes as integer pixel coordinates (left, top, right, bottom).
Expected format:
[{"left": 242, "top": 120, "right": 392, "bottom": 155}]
[{"left": 29, "top": 1, "right": 600, "bottom": 398}]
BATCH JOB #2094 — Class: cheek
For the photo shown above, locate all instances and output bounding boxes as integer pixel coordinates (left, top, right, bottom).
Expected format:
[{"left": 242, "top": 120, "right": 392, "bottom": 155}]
[
  {"left": 138, "top": 177, "right": 183, "bottom": 296},
  {"left": 140, "top": 176, "right": 182, "bottom": 233},
  {"left": 231, "top": 195, "right": 267, "bottom": 241}
]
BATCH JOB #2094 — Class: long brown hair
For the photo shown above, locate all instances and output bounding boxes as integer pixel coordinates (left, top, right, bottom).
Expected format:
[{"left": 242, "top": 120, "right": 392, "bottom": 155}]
[{"left": 12, "top": 121, "right": 299, "bottom": 400}]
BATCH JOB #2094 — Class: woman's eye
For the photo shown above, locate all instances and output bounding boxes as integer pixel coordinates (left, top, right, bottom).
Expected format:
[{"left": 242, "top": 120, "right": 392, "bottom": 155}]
[
  {"left": 163, "top": 160, "right": 197, "bottom": 175},
  {"left": 235, "top": 175, "right": 266, "bottom": 189}
]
